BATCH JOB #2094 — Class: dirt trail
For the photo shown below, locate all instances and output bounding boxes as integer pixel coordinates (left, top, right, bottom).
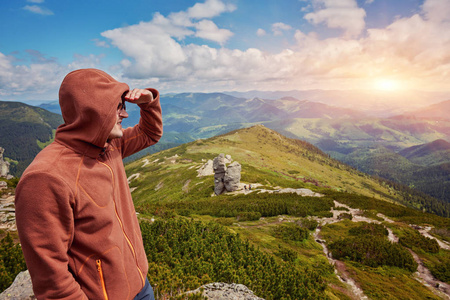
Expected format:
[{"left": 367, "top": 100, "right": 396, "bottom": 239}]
[
  {"left": 315, "top": 201, "right": 450, "bottom": 299},
  {"left": 314, "top": 202, "right": 370, "bottom": 299}
]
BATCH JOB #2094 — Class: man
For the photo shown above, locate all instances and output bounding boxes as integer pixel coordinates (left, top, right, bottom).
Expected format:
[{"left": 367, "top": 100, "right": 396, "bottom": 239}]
[{"left": 15, "top": 68, "right": 163, "bottom": 299}]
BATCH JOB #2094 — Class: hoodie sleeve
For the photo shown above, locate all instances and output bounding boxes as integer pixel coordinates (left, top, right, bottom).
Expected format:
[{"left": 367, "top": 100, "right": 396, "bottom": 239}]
[
  {"left": 117, "top": 88, "right": 163, "bottom": 158},
  {"left": 15, "top": 172, "right": 88, "bottom": 300}
]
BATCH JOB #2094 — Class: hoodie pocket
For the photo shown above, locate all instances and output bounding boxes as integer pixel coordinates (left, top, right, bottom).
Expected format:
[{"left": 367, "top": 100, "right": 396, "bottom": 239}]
[{"left": 96, "top": 259, "right": 109, "bottom": 300}]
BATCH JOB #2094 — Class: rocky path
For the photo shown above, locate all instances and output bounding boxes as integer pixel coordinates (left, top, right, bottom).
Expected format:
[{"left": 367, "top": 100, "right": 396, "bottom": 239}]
[
  {"left": 314, "top": 202, "right": 370, "bottom": 300},
  {"left": 0, "top": 195, "right": 16, "bottom": 231},
  {"left": 314, "top": 201, "right": 450, "bottom": 299}
]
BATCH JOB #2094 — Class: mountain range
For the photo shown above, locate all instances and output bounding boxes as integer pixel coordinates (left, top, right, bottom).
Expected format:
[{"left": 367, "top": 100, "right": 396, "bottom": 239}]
[{"left": 0, "top": 91, "right": 448, "bottom": 203}]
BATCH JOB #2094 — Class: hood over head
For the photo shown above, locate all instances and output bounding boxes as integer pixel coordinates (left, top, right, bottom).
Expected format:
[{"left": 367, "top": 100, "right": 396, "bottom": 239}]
[{"left": 55, "top": 69, "right": 129, "bottom": 158}]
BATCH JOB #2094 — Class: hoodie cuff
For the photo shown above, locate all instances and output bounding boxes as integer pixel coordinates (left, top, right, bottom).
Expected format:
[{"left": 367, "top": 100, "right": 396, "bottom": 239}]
[{"left": 137, "top": 88, "right": 160, "bottom": 109}]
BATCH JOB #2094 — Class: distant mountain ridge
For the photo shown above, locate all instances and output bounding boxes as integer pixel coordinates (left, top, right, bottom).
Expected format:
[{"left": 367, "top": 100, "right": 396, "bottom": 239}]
[
  {"left": 23, "top": 92, "right": 450, "bottom": 204},
  {"left": 340, "top": 140, "right": 450, "bottom": 203},
  {"left": 399, "top": 139, "right": 450, "bottom": 166},
  {"left": 403, "top": 99, "right": 450, "bottom": 121}
]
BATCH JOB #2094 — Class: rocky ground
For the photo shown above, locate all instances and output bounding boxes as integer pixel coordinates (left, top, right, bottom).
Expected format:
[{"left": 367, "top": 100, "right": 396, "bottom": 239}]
[{"left": 0, "top": 194, "right": 16, "bottom": 232}]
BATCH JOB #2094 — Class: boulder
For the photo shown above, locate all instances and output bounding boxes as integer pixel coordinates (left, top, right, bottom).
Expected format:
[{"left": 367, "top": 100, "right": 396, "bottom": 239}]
[
  {"left": 213, "top": 154, "right": 227, "bottom": 173},
  {"left": 0, "top": 270, "right": 35, "bottom": 299},
  {"left": 224, "top": 162, "right": 241, "bottom": 192},
  {"left": 197, "top": 159, "right": 214, "bottom": 177}
]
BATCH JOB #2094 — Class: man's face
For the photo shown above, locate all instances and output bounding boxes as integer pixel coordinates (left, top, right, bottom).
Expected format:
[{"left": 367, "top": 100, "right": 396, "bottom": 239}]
[{"left": 107, "top": 99, "right": 128, "bottom": 141}]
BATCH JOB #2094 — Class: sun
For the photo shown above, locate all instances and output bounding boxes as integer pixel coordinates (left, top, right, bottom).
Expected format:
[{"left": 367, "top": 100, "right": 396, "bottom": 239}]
[{"left": 374, "top": 78, "right": 402, "bottom": 91}]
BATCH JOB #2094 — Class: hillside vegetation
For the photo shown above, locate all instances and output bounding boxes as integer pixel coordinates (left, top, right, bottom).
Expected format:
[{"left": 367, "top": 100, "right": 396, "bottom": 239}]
[
  {"left": 0, "top": 101, "right": 62, "bottom": 176},
  {"left": 124, "top": 125, "right": 450, "bottom": 299}
]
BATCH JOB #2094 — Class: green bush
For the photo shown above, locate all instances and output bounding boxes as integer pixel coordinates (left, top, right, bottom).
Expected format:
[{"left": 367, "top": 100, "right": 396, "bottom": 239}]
[
  {"left": 274, "top": 223, "right": 309, "bottom": 242},
  {"left": 141, "top": 218, "right": 327, "bottom": 299},
  {"left": 0, "top": 233, "right": 27, "bottom": 292},
  {"left": 399, "top": 230, "right": 440, "bottom": 253},
  {"left": 328, "top": 236, "right": 417, "bottom": 272},
  {"left": 348, "top": 222, "right": 388, "bottom": 237},
  {"left": 236, "top": 211, "right": 261, "bottom": 222},
  {"left": 427, "top": 258, "right": 450, "bottom": 283},
  {"left": 152, "top": 193, "right": 333, "bottom": 220},
  {"left": 275, "top": 246, "right": 297, "bottom": 263},
  {"left": 298, "top": 218, "right": 318, "bottom": 231}
]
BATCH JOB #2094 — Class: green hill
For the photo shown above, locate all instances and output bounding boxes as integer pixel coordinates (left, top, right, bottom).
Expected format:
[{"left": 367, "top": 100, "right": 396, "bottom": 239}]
[
  {"left": 399, "top": 139, "right": 450, "bottom": 166},
  {"left": 0, "top": 101, "right": 63, "bottom": 176},
  {"left": 123, "top": 125, "right": 450, "bottom": 299},
  {"left": 126, "top": 125, "right": 448, "bottom": 215},
  {"left": 337, "top": 141, "right": 450, "bottom": 205}
]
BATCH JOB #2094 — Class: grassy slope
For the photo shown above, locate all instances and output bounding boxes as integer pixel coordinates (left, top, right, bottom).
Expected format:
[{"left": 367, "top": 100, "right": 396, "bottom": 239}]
[{"left": 127, "top": 125, "right": 399, "bottom": 206}]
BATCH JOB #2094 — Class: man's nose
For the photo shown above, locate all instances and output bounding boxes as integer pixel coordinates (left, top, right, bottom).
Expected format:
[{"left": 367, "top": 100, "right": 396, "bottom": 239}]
[{"left": 119, "top": 110, "right": 128, "bottom": 118}]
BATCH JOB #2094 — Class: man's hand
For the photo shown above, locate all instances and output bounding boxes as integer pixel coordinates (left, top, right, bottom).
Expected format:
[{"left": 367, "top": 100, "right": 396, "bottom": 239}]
[{"left": 124, "top": 88, "right": 154, "bottom": 105}]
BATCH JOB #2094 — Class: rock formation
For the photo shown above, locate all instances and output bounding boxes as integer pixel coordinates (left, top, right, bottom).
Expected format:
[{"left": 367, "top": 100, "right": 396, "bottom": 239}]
[
  {"left": 197, "top": 159, "right": 214, "bottom": 177},
  {"left": 213, "top": 154, "right": 227, "bottom": 195},
  {"left": 213, "top": 154, "right": 241, "bottom": 195},
  {"left": 0, "top": 270, "right": 35, "bottom": 299},
  {"left": 185, "top": 282, "right": 264, "bottom": 299},
  {"left": 224, "top": 161, "right": 241, "bottom": 192},
  {"left": 0, "top": 147, "right": 11, "bottom": 178}
]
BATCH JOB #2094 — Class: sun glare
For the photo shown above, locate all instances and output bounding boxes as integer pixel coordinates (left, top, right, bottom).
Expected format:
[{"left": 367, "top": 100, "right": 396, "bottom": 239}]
[{"left": 374, "top": 79, "right": 402, "bottom": 91}]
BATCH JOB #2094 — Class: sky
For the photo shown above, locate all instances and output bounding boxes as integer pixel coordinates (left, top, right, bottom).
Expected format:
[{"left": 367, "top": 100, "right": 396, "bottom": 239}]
[{"left": 1, "top": 0, "right": 450, "bottom": 101}]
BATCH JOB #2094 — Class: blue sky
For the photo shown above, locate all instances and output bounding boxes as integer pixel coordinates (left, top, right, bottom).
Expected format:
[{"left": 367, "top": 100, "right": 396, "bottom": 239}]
[{"left": 1, "top": 0, "right": 449, "bottom": 100}]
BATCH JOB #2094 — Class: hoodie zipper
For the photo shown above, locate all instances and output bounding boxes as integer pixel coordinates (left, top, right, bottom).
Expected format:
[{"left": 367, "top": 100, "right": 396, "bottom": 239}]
[
  {"left": 97, "top": 160, "right": 146, "bottom": 288},
  {"left": 96, "top": 259, "right": 109, "bottom": 300}
]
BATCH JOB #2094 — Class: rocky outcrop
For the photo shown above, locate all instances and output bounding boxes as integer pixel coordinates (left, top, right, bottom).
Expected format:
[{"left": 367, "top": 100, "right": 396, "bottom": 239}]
[
  {"left": 197, "top": 159, "right": 214, "bottom": 177},
  {"left": 0, "top": 147, "right": 11, "bottom": 178},
  {"left": 1, "top": 272, "right": 265, "bottom": 300},
  {"left": 0, "top": 270, "right": 35, "bottom": 299},
  {"left": 213, "top": 154, "right": 241, "bottom": 195},
  {"left": 185, "top": 282, "right": 264, "bottom": 300},
  {"left": 224, "top": 162, "right": 241, "bottom": 192}
]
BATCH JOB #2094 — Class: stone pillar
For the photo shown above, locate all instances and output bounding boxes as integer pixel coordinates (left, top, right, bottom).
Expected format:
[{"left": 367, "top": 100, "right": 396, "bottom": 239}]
[
  {"left": 213, "top": 154, "right": 227, "bottom": 195},
  {"left": 224, "top": 162, "right": 241, "bottom": 192}
]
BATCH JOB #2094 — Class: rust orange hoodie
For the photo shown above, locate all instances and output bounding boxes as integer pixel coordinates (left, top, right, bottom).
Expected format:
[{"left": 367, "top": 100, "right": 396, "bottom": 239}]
[{"left": 15, "top": 69, "right": 163, "bottom": 299}]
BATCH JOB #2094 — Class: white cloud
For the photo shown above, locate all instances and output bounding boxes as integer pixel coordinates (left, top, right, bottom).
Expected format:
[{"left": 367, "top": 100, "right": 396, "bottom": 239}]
[
  {"left": 0, "top": 52, "right": 66, "bottom": 99},
  {"left": 27, "top": 0, "right": 45, "bottom": 3},
  {"left": 194, "top": 20, "right": 234, "bottom": 45},
  {"left": 4, "top": 0, "right": 450, "bottom": 99},
  {"left": 0, "top": 51, "right": 109, "bottom": 100},
  {"left": 272, "top": 22, "right": 292, "bottom": 36},
  {"left": 23, "top": 5, "right": 53, "bottom": 15},
  {"left": 68, "top": 54, "right": 106, "bottom": 70},
  {"left": 256, "top": 28, "right": 266, "bottom": 36},
  {"left": 187, "top": 0, "right": 236, "bottom": 19},
  {"left": 92, "top": 39, "right": 110, "bottom": 48},
  {"left": 304, "top": 0, "right": 366, "bottom": 37},
  {"left": 101, "top": 0, "right": 236, "bottom": 78},
  {"left": 96, "top": 0, "right": 450, "bottom": 92},
  {"left": 422, "top": 0, "right": 450, "bottom": 22}
]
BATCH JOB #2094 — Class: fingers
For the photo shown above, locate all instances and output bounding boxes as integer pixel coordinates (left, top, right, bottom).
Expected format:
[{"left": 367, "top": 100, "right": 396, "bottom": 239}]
[{"left": 124, "top": 88, "right": 153, "bottom": 104}]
